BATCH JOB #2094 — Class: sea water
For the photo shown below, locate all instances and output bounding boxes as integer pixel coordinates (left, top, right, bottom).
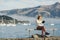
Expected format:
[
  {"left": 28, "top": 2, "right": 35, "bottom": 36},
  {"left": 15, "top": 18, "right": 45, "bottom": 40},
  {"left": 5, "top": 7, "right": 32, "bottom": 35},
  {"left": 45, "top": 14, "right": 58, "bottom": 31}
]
[{"left": 0, "top": 18, "right": 60, "bottom": 38}]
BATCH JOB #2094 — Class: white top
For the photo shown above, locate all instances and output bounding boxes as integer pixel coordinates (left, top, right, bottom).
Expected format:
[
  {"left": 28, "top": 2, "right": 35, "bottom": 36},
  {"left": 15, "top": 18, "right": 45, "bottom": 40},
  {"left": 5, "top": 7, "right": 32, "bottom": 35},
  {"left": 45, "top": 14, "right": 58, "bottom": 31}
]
[{"left": 36, "top": 20, "right": 44, "bottom": 26}]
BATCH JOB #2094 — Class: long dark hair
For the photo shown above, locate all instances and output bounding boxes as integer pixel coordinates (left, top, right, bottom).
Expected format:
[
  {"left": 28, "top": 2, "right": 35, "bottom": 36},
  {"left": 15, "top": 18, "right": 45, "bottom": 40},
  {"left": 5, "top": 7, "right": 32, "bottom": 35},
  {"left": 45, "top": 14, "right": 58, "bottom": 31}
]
[{"left": 37, "top": 15, "right": 42, "bottom": 20}]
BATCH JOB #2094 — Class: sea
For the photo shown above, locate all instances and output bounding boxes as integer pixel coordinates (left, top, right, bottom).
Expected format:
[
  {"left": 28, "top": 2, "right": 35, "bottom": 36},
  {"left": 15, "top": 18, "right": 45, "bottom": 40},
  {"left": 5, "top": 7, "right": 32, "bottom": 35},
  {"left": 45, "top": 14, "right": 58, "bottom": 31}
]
[{"left": 0, "top": 18, "right": 60, "bottom": 38}]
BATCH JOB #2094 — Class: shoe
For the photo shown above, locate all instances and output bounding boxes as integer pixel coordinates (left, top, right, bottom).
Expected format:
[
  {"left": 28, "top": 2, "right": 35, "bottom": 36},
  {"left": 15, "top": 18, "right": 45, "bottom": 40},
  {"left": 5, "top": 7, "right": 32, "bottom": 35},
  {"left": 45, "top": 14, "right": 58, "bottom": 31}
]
[{"left": 45, "top": 32, "right": 50, "bottom": 35}]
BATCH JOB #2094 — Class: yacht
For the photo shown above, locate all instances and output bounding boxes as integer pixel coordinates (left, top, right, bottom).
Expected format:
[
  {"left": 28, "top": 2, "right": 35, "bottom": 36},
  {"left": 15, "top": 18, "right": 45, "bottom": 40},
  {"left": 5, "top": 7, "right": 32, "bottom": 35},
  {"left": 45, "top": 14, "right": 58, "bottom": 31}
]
[
  {"left": 23, "top": 23, "right": 31, "bottom": 25},
  {"left": 0, "top": 17, "right": 6, "bottom": 26},
  {"left": 7, "top": 19, "right": 16, "bottom": 27},
  {"left": 11, "top": 19, "right": 16, "bottom": 26},
  {"left": 7, "top": 22, "right": 13, "bottom": 26}
]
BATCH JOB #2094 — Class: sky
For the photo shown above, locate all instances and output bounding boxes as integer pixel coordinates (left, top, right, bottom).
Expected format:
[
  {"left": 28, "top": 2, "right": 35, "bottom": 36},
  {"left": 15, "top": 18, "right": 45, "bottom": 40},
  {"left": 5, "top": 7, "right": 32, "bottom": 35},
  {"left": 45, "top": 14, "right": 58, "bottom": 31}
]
[{"left": 0, "top": 0, "right": 60, "bottom": 11}]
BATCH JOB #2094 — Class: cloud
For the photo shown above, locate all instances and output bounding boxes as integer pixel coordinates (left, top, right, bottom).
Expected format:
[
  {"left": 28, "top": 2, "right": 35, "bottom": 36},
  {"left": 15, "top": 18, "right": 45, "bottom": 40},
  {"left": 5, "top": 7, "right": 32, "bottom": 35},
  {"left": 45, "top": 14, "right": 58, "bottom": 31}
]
[
  {"left": 38, "top": 0, "right": 52, "bottom": 1},
  {"left": 0, "top": 0, "right": 40, "bottom": 10},
  {"left": 0, "top": 0, "right": 60, "bottom": 11},
  {"left": 37, "top": 0, "right": 60, "bottom": 5}
]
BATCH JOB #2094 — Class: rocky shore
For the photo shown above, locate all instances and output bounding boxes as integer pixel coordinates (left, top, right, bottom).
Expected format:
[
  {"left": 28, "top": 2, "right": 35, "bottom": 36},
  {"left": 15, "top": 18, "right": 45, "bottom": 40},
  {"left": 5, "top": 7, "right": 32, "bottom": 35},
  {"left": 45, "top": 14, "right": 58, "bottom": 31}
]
[{"left": 0, "top": 36, "right": 60, "bottom": 40}]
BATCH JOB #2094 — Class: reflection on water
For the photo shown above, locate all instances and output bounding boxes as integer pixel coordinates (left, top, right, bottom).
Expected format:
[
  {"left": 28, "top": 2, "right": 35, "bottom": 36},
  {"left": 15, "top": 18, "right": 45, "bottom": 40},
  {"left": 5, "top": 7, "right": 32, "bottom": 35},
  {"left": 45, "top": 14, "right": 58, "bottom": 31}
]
[{"left": 0, "top": 18, "right": 60, "bottom": 38}]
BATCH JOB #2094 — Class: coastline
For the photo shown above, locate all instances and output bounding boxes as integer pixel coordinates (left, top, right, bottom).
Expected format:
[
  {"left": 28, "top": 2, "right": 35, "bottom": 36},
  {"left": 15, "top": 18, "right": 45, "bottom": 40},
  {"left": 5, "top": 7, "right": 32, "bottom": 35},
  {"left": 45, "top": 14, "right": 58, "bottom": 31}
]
[{"left": 0, "top": 36, "right": 60, "bottom": 40}]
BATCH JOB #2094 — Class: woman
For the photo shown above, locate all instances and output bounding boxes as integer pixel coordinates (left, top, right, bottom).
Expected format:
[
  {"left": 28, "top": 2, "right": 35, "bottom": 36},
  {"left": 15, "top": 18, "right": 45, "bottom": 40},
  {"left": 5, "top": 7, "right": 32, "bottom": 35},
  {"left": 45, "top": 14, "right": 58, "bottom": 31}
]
[{"left": 36, "top": 15, "right": 49, "bottom": 36}]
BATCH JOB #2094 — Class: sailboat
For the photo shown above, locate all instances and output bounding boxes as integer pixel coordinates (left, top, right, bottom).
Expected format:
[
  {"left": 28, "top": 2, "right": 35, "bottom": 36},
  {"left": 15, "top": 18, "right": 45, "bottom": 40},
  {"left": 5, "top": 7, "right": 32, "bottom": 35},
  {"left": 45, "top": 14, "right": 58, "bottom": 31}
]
[
  {"left": 7, "top": 22, "right": 13, "bottom": 26},
  {"left": 7, "top": 19, "right": 16, "bottom": 27},
  {"left": 0, "top": 17, "right": 6, "bottom": 26},
  {"left": 11, "top": 19, "right": 16, "bottom": 26}
]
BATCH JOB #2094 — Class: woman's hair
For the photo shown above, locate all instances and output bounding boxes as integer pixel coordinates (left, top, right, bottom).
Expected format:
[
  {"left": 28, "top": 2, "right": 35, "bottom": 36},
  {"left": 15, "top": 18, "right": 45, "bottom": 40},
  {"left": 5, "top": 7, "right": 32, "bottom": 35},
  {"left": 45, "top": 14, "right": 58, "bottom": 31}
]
[{"left": 37, "top": 15, "right": 42, "bottom": 20}]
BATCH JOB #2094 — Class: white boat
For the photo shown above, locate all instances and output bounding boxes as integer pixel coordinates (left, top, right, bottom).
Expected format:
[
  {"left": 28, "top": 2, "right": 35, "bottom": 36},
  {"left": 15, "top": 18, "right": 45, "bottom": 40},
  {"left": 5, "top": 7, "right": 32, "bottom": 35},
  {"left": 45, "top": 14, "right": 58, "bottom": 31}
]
[
  {"left": 7, "top": 19, "right": 16, "bottom": 27},
  {"left": 0, "top": 23, "right": 6, "bottom": 26},
  {"left": 23, "top": 23, "right": 28, "bottom": 25},
  {"left": 11, "top": 19, "right": 16, "bottom": 26},
  {"left": 23, "top": 23, "right": 31, "bottom": 25},
  {"left": 7, "top": 23, "right": 13, "bottom": 26},
  {"left": 11, "top": 24, "right": 16, "bottom": 26},
  {"left": 0, "top": 17, "right": 6, "bottom": 26}
]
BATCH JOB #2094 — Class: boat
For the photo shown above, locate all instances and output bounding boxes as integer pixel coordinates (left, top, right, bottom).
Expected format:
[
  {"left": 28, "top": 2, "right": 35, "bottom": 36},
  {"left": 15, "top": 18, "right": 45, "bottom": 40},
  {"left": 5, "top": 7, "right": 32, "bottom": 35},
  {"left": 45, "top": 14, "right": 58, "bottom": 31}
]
[
  {"left": 7, "top": 19, "right": 16, "bottom": 27},
  {"left": 0, "top": 17, "right": 6, "bottom": 26},
  {"left": 23, "top": 23, "right": 31, "bottom": 25},
  {"left": 11, "top": 19, "right": 16, "bottom": 26}
]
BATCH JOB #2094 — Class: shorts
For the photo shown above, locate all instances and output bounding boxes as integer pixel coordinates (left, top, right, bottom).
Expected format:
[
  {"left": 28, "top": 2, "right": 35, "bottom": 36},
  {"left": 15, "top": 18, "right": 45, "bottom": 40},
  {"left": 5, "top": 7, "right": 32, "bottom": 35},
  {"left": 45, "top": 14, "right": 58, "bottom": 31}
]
[{"left": 36, "top": 26, "right": 44, "bottom": 30}]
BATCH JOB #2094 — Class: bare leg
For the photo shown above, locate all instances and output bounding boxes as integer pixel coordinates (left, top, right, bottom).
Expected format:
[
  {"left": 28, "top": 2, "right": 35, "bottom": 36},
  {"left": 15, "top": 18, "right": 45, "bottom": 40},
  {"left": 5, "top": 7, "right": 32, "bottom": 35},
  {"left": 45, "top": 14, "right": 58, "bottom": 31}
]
[{"left": 42, "top": 27, "right": 46, "bottom": 36}]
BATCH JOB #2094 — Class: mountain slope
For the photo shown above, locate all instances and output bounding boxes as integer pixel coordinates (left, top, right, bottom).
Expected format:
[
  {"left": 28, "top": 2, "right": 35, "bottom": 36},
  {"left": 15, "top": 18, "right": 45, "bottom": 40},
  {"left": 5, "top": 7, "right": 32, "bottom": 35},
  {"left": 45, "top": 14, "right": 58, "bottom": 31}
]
[{"left": 0, "top": 2, "right": 60, "bottom": 18}]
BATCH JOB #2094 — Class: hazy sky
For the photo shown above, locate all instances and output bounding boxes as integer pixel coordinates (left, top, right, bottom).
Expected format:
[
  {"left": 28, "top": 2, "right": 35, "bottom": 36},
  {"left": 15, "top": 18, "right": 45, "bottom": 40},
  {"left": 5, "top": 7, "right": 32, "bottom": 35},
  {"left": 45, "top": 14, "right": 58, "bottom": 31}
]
[{"left": 0, "top": 0, "right": 60, "bottom": 11}]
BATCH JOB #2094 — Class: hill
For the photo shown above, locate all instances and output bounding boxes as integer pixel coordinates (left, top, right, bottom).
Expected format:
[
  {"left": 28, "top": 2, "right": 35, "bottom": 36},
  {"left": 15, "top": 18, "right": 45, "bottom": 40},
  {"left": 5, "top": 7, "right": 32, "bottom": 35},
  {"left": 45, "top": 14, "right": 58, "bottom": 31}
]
[{"left": 0, "top": 2, "right": 60, "bottom": 18}]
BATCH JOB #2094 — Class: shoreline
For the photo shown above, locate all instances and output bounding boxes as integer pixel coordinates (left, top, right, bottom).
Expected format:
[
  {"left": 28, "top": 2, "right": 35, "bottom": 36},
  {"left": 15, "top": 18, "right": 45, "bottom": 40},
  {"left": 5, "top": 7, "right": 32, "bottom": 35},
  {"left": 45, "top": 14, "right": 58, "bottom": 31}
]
[{"left": 0, "top": 36, "right": 60, "bottom": 40}]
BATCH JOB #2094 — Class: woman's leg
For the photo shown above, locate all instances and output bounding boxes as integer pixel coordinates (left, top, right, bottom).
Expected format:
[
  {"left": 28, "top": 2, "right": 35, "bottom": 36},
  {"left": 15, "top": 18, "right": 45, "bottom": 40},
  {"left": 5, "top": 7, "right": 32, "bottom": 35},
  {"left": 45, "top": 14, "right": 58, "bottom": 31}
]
[
  {"left": 36, "top": 26, "right": 47, "bottom": 35},
  {"left": 41, "top": 26, "right": 46, "bottom": 36},
  {"left": 42, "top": 26, "right": 50, "bottom": 35},
  {"left": 42, "top": 26, "right": 45, "bottom": 32}
]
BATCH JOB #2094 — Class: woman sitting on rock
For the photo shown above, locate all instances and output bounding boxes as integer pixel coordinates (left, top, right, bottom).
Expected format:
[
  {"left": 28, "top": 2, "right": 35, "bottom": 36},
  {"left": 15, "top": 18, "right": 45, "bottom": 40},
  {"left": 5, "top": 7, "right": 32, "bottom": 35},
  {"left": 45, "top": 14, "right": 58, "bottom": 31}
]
[{"left": 36, "top": 15, "right": 50, "bottom": 36}]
